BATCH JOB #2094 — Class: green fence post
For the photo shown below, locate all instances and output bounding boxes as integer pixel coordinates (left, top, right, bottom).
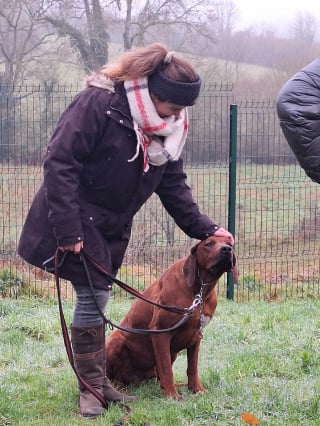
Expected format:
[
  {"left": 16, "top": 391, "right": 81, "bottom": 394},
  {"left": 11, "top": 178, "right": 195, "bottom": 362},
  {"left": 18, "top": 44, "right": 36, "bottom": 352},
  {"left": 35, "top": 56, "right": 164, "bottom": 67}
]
[{"left": 227, "top": 104, "right": 237, "bottom": 300}]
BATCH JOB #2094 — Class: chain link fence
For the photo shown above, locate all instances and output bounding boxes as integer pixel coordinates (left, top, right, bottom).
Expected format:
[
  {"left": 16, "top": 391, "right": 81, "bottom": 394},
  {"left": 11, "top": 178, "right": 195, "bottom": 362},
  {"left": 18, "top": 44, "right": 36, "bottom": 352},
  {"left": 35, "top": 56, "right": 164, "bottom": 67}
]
[{"left": 1, "top": 84, "right": 319, "bottom": 301}]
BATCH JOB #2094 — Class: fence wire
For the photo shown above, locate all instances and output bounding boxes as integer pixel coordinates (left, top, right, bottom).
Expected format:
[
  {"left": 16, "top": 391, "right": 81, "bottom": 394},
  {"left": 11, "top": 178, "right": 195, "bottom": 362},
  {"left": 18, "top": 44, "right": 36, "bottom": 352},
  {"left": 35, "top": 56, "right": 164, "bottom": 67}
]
[{"left": 1, "top": 84, "right": 319, "bottom": 302}]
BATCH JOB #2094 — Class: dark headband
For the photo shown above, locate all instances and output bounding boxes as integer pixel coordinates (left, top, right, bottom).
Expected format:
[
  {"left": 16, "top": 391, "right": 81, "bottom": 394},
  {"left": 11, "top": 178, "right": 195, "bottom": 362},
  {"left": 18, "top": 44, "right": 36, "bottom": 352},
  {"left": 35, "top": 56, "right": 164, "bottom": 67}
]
[{"left": 148, "top": 68, "right": 201, "bottom": 106}]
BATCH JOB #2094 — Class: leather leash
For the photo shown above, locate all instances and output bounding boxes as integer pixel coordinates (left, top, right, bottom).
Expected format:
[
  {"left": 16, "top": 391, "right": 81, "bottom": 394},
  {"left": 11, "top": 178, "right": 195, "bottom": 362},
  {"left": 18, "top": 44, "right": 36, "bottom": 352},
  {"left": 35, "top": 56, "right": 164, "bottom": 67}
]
[
  {"left": 52, "top": 247, "right": 201, "bottom": 423},
  {"left": 53, "top": 249, "right": 108, "bottom": 409},
  {"left": 54, "top": 249, "right": 134, "bottom": 425},
  {"left": 80, "top": 249, "right": 188, "bottom": 315},
  {"left": 79, "top": 248, "right": 197, "bottom": 335}
]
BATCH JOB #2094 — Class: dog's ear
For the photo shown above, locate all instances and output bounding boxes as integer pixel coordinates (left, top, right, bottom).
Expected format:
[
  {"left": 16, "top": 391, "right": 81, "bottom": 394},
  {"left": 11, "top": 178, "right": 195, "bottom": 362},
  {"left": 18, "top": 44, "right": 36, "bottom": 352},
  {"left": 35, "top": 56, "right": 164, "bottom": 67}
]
[
  {"left": 231, "top": 251, "right": 239, "bottom": 284},
  {"left": 183, "top": 243, "right": 199, "bottom": 288},
  {"left": 190, "top": 242, "right": 199, "bottom": 256}
]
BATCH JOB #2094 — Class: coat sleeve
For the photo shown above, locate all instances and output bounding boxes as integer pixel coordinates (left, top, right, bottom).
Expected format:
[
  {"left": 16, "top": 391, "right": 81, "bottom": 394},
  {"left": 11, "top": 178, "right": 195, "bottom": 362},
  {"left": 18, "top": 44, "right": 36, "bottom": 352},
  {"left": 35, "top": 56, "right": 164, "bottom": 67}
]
[
  {"left": 276, "top": 58, "right": 320, "bottom": 183},
  {"left": 43, "top": 87, "right": 109, "bottom": 246},
  {"left": 155, "top": 158, "right": 219, "bottom": 240}
]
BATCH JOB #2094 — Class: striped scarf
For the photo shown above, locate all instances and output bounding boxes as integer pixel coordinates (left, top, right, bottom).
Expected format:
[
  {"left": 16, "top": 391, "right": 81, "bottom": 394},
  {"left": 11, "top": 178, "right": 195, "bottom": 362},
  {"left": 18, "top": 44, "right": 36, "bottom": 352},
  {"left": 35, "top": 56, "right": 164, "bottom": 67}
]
[{"left": 125, "top": 78, "right": 189, "bottom": 172}]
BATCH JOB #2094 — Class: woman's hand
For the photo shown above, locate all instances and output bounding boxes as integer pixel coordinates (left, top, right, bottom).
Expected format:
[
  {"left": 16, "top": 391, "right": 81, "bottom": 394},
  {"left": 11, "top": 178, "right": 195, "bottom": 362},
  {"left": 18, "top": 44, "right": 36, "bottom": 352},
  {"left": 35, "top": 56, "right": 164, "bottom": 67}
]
[
  {"left": 58, "top": 241, "right": 84, "bottom": 254},
  {"left": 214, "top": 227, "right": 235, "bottom": 246}
]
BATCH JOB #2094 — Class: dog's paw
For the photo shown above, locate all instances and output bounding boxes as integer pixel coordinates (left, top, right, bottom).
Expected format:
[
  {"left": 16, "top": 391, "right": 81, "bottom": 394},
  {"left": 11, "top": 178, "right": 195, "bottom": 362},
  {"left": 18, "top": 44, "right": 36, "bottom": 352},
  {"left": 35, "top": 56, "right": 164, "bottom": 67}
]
[
  {"left": 170, "top": 393, "right": 184, "bottom": 401},
  {"left": 164, "top": 389, "right": 184, "bottom": 400},
  {"left": 188, "top": 384, "right": 208, "bottom": 394}
]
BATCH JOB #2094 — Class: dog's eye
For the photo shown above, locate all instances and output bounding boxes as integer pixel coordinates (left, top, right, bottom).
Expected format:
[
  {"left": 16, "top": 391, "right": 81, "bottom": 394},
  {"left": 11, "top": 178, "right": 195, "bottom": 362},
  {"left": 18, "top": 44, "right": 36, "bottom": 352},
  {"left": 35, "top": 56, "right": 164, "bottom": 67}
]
[{"left": 204, "top": 241, "right": 214, "bottom": 247}]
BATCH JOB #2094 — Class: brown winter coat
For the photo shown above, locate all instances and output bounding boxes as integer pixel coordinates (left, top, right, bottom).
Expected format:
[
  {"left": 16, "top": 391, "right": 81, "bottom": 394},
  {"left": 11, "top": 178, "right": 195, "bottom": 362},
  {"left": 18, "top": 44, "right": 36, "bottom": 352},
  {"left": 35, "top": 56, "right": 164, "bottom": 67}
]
[{"left": 18, "top": 80, "right": 217, "bottom": 289}]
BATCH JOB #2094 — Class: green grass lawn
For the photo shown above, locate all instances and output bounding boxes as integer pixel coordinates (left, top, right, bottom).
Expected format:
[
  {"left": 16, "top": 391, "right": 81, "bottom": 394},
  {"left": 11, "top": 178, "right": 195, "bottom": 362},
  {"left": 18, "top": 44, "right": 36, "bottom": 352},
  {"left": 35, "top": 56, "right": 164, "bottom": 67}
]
[{"left": 1, "top": 297, "right": 320, "bottom": 425}]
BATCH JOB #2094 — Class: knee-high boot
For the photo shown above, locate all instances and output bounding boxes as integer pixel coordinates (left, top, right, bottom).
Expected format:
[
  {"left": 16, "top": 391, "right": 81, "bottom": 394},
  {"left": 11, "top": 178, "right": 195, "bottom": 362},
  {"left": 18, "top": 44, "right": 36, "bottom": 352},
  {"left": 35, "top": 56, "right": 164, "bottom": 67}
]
[
  {"left": 71, "top": 323, "right": 136, "bottom": 417},
  {"left": 71, "top": 323, "right": 107, "bottom": 417}
]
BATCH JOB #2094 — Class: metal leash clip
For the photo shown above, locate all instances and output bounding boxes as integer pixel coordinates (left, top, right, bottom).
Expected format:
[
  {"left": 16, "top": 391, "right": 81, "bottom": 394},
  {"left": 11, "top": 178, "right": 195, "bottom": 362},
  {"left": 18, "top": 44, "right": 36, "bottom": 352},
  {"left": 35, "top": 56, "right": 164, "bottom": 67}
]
[
  {"left": 42, "top": 251, "right": 69, "bottom": 272},
  {"left": 187, "top": 293, "right": 202, "bottom": 313}
]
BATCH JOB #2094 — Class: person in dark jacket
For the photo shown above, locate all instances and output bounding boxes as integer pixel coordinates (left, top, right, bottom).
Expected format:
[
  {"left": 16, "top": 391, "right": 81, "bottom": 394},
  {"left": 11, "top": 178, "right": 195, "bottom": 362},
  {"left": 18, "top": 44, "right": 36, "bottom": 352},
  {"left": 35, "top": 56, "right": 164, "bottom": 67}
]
[
  {"left": 276, "top": 58, "right": 320, "bottom": 183},
  {"left": 18, "top": 43, "right": 234, "bottom": 418}
]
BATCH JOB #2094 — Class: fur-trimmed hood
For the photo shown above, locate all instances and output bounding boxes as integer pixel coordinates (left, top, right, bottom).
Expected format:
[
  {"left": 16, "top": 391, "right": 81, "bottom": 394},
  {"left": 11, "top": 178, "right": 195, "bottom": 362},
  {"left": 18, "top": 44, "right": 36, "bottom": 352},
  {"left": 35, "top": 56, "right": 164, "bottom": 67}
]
[{"left": 84, "top": 71, "right": 115, "bottom": 92}]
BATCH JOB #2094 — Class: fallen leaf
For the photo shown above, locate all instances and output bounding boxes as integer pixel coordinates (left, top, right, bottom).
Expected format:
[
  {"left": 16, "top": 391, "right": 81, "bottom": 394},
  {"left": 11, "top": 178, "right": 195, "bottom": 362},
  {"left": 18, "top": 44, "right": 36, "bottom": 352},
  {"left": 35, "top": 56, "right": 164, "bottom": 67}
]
[{"left": 241, "top": 412, "right": 260, "bottom": 425}]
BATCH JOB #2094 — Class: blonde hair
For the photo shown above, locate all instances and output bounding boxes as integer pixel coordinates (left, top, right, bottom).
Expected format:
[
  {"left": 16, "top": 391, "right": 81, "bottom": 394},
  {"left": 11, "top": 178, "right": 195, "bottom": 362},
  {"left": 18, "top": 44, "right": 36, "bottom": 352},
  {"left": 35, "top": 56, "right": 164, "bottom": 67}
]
[{"left": 101, "top": 43, "right": 199, "bottom": 83}]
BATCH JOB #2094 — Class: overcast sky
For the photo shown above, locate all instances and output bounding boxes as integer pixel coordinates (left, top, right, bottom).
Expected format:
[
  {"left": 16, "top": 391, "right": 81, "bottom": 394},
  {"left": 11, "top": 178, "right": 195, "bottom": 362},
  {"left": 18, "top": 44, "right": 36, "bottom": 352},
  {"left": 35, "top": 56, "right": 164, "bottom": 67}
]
[{"left": 233, "top": 0, "right": 319, "bottom": 33}]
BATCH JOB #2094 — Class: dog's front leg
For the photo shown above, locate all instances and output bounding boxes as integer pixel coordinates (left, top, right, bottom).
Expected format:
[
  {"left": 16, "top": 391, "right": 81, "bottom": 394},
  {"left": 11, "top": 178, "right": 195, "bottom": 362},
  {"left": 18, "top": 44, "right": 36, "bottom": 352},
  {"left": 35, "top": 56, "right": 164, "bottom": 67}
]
[
  {"left": 151, "top": 333, "right": 182, "bottom": 400},
  {"left": 187, "top": 339, "right": 207, "bottom": 394}
]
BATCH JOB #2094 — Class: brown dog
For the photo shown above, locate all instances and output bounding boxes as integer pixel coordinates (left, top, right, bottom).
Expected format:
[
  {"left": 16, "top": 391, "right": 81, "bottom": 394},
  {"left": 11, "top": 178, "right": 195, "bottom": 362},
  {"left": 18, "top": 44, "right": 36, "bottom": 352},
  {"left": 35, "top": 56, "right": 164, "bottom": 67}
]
[{"left": 105, "top": 235, "right": 238, "bottom": 399}]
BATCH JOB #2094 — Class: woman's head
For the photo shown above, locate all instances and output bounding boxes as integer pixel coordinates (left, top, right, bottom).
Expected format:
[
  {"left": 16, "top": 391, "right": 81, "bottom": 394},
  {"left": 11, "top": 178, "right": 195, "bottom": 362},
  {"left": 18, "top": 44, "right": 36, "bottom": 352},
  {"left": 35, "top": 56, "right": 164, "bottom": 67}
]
[{"left": 102, "top": 43, "right": 201, "bottom": 107}]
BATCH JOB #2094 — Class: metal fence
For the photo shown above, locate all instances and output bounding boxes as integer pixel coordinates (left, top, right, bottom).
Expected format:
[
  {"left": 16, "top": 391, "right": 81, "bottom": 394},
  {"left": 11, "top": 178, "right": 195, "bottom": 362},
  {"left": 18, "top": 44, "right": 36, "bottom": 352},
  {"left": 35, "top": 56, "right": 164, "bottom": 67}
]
[{"left": 1, "top": 84, "right": 320, "bottom": 302}]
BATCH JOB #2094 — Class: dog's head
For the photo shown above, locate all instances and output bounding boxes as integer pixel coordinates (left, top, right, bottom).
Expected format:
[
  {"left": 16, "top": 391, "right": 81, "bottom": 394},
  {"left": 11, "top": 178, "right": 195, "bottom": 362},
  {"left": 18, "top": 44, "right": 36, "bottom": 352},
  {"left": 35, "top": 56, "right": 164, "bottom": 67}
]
[{"left": 183, "top": 235, "right": 239, "bottom": 288}]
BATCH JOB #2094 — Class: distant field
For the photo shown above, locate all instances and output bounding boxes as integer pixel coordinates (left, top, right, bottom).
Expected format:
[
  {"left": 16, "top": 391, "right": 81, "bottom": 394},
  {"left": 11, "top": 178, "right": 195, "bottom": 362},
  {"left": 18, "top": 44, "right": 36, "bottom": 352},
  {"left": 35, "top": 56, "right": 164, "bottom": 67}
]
[
  {"left": 2, "top": 163, "right": 320, "bottom": 302},
  {"left": 0, "top": 41, "right": 271, "bottom": 87}
]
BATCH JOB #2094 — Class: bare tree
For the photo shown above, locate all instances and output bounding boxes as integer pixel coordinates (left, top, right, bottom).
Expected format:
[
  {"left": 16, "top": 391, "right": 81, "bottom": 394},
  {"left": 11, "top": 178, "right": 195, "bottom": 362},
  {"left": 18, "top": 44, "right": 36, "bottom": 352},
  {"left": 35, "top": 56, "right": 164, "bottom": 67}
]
[
  {"left": 43, "top": 0, "right": 110, "bottom": 72},
  {"left": 0, "top": 0, "right": 62, "bottom": 163},
  {"left": 119, "top": 0, "right": 218, "bottom": 52},
  {"left": 207, "top": 0, "right": 241, "bottom": 80},
  {"left": 122, "top": 0, "right": 132, "bottom": 50},
  {"left": 0, "top": 0, "right": 57, "bottom": 86},
  {"left": 271, "top": 12, "right": 318, "bottom": 85},
  {"left": 290, "top": 11, "right": 318, "bottom": 68},
  {"left": 292, "top": 11, "right": 317, "bottom": 47}
]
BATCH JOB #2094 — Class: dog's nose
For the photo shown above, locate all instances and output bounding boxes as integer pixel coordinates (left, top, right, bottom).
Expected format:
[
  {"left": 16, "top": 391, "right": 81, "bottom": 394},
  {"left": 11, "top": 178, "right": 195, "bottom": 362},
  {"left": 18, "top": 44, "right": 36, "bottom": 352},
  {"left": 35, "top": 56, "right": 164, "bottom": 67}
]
[{"left": 221, "top": 245, "right": 232, "bottom": 255}]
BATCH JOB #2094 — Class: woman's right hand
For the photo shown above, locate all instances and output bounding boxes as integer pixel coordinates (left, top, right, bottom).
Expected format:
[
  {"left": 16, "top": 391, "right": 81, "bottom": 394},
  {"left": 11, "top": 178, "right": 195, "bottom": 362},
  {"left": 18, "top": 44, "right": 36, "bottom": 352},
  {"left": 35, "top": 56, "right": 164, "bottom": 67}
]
[
  {"left": 58, "top": 241, "right": 84, "bottom": 254},
  {"left": 214, "top": 227, "right": 234, "bottom": 246}
]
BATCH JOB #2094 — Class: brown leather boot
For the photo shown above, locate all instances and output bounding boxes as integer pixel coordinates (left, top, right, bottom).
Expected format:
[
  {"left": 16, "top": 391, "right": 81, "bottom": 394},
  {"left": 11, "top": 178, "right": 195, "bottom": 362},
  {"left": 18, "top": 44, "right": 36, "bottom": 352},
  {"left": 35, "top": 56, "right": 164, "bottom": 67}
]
[{"left": 71, "top": 323, "right": 107, "bottom": 417}]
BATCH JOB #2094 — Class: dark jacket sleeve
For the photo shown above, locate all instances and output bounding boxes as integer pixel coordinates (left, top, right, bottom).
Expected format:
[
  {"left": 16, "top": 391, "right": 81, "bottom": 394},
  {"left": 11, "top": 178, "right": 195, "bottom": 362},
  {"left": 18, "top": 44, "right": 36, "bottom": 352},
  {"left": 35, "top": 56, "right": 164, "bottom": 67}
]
[
  {"left": 43, "top": 87, "right": 109, "bottom": 246},
  {"left": 155, "top": 158, "right": 219, "bottom": 240},
  {"left": 276, "top": 58, "right": 320, "bottom": 183}
]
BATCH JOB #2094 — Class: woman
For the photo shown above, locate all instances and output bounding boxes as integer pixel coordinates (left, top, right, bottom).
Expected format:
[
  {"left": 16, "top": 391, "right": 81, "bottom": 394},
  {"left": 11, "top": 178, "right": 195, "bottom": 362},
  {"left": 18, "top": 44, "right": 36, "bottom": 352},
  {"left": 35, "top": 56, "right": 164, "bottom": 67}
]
[
  {"left": 276, "top": 58, "right": 320, "bottom": 183},
  {"left": 18, "top": 43, "right": 234, "bottom": 417}
]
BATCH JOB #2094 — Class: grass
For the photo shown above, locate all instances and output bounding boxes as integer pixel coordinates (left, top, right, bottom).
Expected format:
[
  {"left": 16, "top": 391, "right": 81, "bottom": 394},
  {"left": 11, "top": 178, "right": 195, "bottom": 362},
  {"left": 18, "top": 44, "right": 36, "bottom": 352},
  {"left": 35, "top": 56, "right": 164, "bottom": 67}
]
[{"left": 1, "top": 296, "right": 320, "bottom": 425}]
